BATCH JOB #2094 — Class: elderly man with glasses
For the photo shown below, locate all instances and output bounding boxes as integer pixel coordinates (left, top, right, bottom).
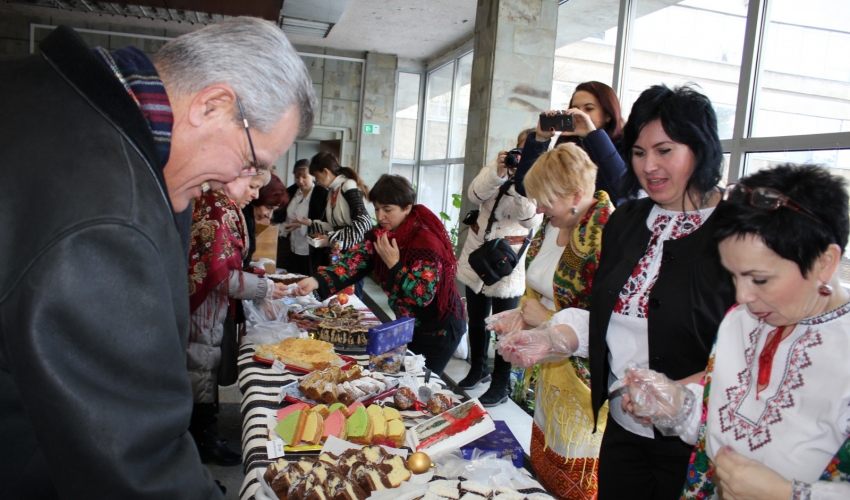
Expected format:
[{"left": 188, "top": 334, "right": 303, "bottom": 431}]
[{"left": 0, "top": 17, "right": 314, "bottom": 499}]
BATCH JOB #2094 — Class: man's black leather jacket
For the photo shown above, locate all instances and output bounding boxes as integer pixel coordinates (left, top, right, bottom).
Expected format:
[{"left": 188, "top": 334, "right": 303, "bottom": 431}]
[{"left": 0, "top": 27, "right": 222, "bottom": 499}]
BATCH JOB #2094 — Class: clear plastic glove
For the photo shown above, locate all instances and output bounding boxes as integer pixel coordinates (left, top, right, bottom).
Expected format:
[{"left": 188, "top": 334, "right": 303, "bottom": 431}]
[
  {"left": 621, "top": 364, "right": 696, "bottom": 436},
  {"left": 484, "top": 309, "right": 527, "bottom": 337},
  {"left": 495, "top": 323, "right": 576, "bottom": 368}
]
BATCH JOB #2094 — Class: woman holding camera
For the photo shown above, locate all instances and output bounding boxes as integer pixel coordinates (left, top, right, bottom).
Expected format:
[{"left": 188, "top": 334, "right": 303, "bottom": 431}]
[
  {"left": 456, "top": 128, "right": 542, "bottom": 406},
  {"left": 515, "top": 81, "right": 628, "bottom": 206}
]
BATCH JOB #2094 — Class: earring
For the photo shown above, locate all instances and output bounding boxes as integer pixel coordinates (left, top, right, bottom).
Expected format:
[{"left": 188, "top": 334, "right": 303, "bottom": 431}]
[
  {"left": 818, "top": 284, "right": 833, "bottom": 296},
  {"left": 200, "top": 181, "right": 211, "bottom": 193},
  {"left": 570, "top": 207, "right": 578, "bottom": 215}
]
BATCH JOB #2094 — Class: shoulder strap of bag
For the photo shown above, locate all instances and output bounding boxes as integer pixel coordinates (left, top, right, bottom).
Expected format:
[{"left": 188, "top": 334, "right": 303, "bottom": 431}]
[{"left": 483, "top": 179, "right": 514, "bottom": 240}]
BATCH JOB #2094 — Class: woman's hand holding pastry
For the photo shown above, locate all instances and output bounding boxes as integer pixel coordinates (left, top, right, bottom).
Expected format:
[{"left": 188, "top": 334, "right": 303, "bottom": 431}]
[
  {"left": 271, "top": 282, "right": 288, "bottom": 299},
  {"left": 296, "top": 277, "right": 319, "bottom": 296}
]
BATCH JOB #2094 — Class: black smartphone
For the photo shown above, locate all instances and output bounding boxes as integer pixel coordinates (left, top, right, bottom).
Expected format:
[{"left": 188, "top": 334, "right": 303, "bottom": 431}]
[{"left": 539, "top": 113, "right": 575, "bottom": 132}]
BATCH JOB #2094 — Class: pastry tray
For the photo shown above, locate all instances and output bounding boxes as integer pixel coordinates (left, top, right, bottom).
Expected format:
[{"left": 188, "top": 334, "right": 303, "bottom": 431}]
[
  {"left": 251, "top": 354, "right": 357, "bottom": 373},
  {"left": 279, "top": 378, "right": 399, "bottom": 407}
]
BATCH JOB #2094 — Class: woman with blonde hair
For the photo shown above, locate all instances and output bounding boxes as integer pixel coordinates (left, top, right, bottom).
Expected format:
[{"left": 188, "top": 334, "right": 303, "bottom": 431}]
[{"left": 489, "top": 143, "right": 615, "bottom": 499}]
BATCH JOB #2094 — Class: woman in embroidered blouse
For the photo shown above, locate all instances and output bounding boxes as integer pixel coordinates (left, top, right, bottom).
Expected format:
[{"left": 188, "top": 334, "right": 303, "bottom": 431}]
[
  {"left": 500, "top": 85, "right": 735, "bottom": 499},
  {"left": 490, "top": 143, "right": 613, "bottom": 500},
  {"left": 187, "top": 171, "right": 287, "bottom": 466},
  {"left": 296, "top": 174, "right": 465, "bottom": 374},
  {"left": 619, "top": 164, "right": 850, "bottom": 500}
]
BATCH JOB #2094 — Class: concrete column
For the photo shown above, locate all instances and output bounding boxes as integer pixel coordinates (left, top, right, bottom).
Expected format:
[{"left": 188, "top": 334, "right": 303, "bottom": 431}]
[
  {"left": 359, "top": 52, "right": 398, "bottom": 190},
  {"left": 458, "top": 0, "right": 558, "bottom": 252}
]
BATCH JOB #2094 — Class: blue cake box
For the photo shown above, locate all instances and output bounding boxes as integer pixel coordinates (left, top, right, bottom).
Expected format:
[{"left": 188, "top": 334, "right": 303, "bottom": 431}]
[
  {"left": 366, "top": 317, "right": 415, "bottom": 356},
  {"left": 460, "top": 420, "right": 523, "bottom": 468}
]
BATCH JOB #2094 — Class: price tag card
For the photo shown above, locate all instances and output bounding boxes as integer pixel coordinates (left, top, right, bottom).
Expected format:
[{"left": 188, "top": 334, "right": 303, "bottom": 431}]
[
  {"left": 266, "top": 438, "right": 285, "bottom": 459},
  {"left": 279, "top": 381, "right": 297, "bottom": 403},
  {"left": 272, "top": 360, "right": 286, "bottom": 373}
]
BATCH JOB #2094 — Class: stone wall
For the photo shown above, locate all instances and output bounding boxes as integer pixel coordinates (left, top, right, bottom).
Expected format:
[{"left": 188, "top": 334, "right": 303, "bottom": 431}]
[
  {"left": 358, "top": 52, "right": 398, "bottom": 190},
  {"left": 457, "top": 0, "right": 559, "bottom": 252}
]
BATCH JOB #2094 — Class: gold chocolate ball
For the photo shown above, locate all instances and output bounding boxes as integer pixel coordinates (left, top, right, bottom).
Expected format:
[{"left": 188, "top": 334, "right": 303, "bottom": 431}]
[{"left": 407, "top": 452, "right": 432, "bottom": 474}]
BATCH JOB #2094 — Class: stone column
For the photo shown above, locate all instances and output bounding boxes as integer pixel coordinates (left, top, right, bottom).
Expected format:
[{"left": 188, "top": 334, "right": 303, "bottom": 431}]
[
  {"left": 458, "top": 0, "right": 558, "bottom": 252},
  {"left": 358, "top": 52, "right": 398, "bottom": 190}
]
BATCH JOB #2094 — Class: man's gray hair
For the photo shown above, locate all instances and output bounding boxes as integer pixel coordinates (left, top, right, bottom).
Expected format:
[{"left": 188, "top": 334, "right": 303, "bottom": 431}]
[{"left": 154, "top": 17, "right": 315, "bottom": 138}]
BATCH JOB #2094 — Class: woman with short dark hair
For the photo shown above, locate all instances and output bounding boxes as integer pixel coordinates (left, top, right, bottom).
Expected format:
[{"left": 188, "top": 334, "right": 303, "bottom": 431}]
[
  {"left": 620, "top": 164, "right": 850, "bottom": 499},
  {"left": 296, "top": 174, "right": 465, "bottom": 374}
]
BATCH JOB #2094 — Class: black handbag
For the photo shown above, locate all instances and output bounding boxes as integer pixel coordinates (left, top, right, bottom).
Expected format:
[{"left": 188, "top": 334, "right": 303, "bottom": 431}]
[{"left": 467, "top": 180, "right": 534, "bottom": 287}]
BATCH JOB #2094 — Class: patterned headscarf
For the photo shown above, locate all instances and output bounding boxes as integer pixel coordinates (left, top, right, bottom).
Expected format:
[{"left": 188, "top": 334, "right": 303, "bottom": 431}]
[{"left": 188, "top": 189, "right": 248, "bottom": 313}]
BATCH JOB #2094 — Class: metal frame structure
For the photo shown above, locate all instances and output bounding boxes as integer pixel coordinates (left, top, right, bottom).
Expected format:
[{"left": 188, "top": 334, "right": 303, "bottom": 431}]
[
  {"left": 393, "top": 49, "right": 473, "bottom": 215},
  {"left": 606, "top": 0, "right": 850, "bottom": 182}
]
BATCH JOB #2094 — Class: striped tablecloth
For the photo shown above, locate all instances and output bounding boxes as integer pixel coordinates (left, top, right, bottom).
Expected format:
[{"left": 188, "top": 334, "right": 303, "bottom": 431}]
[{"left": 236, "top": 338, "right": 457, "bottom": 500}]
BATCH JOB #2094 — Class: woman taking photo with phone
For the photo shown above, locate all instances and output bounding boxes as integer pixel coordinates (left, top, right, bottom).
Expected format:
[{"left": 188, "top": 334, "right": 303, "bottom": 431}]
[{"left": 515, "top": 81, "right": 628, "bottom": 206}]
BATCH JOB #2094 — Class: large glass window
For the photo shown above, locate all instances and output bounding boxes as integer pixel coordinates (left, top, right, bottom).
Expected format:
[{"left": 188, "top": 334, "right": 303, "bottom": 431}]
[
  {"left": 552, "top": 27, "right": 618, "bottom": 110},
  {"left": 626, "top": 0, "right": 747, "bottom": 139},
  {"left": 392, "top": 72, "right": 421, "bottom": 161},
  {"left": 450, "top": 53, "right": 473, "bottom": 158},
  {"left": 422, "top": 62, "right": 455, "bottom": 161},
  {"left": 751, "top": 0, "right": 850, "bottom": 137},
  {"left": 392, "top": 50, "right": 472, "bottom": 229}
]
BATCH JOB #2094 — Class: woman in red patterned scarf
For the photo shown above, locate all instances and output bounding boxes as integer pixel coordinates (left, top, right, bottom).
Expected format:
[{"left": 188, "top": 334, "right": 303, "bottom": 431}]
[
  {"left": 186, "top": 172, "right": 287, "bottom": 467},
  {"left": 296, "top": 174, "right": 465, "bottom": 374}
]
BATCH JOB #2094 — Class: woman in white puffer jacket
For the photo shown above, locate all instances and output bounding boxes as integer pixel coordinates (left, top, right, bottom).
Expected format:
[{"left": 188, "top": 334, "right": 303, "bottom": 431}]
[{"left": 457, "top": 130, "right": 543, "bottom": 406}]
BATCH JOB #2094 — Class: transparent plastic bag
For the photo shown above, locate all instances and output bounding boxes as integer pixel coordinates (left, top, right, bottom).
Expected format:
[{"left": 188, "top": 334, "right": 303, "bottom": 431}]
[
  {"left": 242, "top": 298, "right": 288, "bottom": 329},
  {"left": 242, "top": 298, "right": 303, "bottom": 346},
  {"left": 244, "top": 319, "right": 303, "bottom": 346},
  {"left": 432, "top": 449, "right": 538, "bottom": 489}
]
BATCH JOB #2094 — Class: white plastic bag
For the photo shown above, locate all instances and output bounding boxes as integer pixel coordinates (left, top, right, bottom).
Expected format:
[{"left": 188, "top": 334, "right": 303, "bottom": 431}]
[{"left": 453, "top": 331, "right": 469, "bottom": 359}]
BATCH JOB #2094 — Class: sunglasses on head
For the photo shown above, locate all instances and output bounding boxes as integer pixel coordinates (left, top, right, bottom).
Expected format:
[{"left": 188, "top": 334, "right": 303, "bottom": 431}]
[{"left": 723, "top": 183, "right": 823, "bottom": 224}]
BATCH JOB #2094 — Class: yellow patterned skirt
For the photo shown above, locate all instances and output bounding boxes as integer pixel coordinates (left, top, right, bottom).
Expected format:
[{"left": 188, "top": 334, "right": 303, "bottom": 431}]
[{"left": 530, "top": 358, "right": 608, "bottom": 500}]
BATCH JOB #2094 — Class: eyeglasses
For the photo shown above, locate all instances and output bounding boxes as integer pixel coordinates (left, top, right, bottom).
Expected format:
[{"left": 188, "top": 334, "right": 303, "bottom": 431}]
[
  {"left": 724, "top": 183, "right": 823, "bottom": 223},
  {"left": 235, "top": 95, "right": 260, "bottom": 178}
]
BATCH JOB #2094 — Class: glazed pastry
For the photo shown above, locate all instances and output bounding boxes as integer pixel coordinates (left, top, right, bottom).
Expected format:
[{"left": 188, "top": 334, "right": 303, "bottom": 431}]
[
  {"left": 393, "top": 387, "right": 416, "bottom": 410},
  {"left": 427, "top": 393, "right": 451, "bottom": 415}
]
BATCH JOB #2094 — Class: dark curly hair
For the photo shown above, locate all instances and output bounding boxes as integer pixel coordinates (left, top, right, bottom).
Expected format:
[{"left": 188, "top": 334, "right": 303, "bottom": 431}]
[
  {"left": 620, "top": 84, "right": 723, "bottom": 203},
  {"left": 715, "top": 164, "right": 849, "bottom": 277}
]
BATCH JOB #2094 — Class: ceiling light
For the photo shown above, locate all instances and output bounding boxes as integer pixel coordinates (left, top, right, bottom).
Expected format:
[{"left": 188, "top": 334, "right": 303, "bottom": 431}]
[{"left": 280, "top": 17, "right": 333, "bottom": 38}]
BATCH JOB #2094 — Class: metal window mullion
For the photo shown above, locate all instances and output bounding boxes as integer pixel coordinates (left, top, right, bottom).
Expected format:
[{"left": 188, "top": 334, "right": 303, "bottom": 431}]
[
  {"left": 727, "top": 0, "right": 771, "bottom": 181},
  {"left": 611, "top": 0, "right": 636, "bottom": 108},
  {"left": 389, "top": 70, "right": 403, "bottom": 175},
  {"left": 736, "top": 132, "right": 850, "bottom": 154},
  {"left": 413, "top": 70, "right": 426, "bottom": 199},
  {"left": 442, "top": 60, "right": 460, "bottom": 215}
]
